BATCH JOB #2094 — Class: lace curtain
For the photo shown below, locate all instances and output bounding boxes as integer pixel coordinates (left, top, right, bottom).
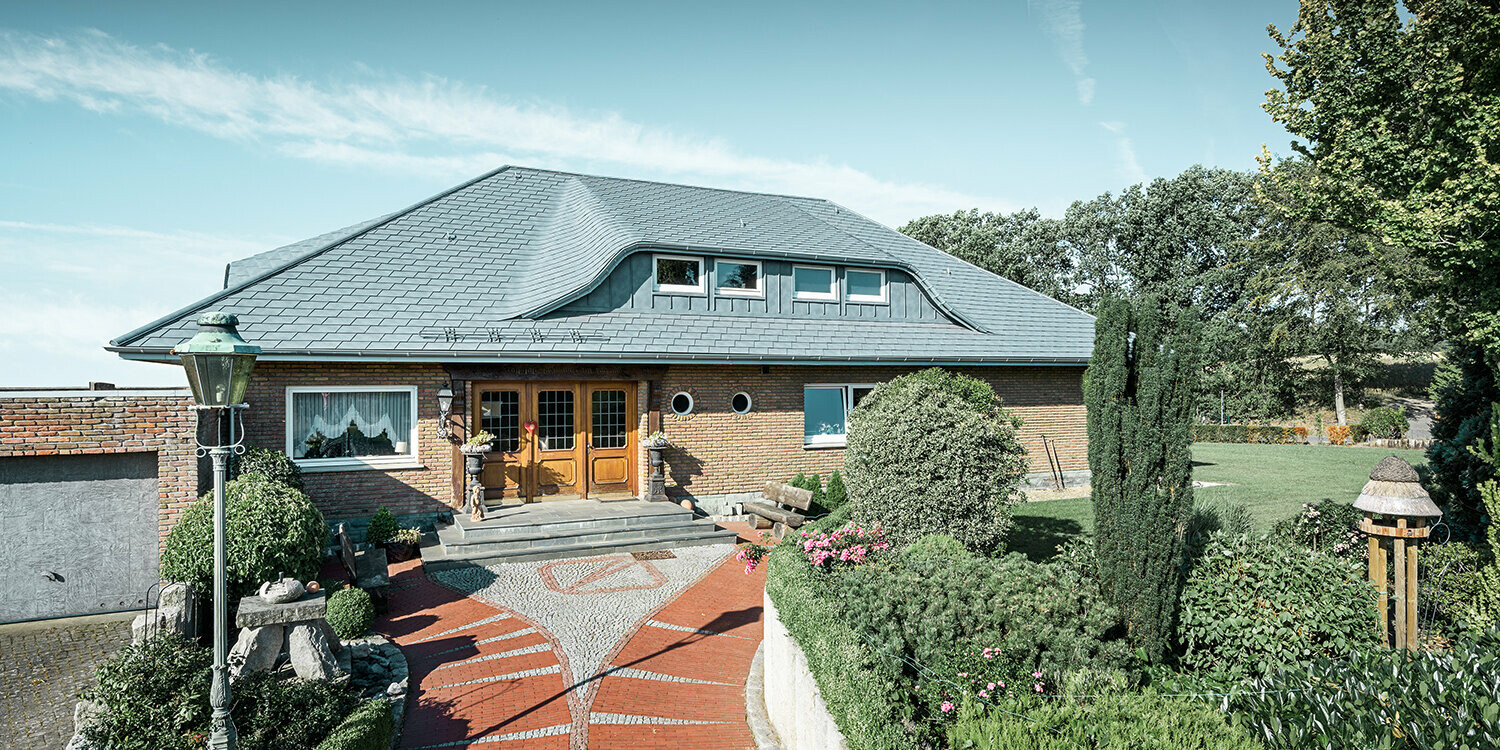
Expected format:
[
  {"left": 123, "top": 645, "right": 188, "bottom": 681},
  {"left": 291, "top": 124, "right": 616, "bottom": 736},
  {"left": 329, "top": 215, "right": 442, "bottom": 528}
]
[{"left": 290, "top": 390, "right": 412, "bottom": 459}]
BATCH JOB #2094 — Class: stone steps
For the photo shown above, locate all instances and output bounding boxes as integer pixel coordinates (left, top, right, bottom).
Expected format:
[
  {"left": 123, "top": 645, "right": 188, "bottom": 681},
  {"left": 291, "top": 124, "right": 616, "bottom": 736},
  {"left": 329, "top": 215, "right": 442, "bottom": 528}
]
[{"left": 423, "top": 500, "right": 739, "bottom": 568}]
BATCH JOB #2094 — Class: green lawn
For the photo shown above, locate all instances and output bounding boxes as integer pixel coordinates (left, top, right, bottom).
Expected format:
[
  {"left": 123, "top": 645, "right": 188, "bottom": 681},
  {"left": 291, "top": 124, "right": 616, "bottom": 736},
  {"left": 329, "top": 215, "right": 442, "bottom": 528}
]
[{"left": 1009, "top": 443, "right": 1430, "bottom": 561}]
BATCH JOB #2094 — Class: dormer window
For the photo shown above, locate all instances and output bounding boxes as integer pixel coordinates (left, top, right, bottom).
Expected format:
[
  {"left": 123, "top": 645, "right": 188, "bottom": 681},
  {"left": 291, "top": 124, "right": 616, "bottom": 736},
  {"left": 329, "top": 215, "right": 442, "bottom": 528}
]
[
  {"left": 715, "top": 259, "right": 763, "bottom": 298},
  {"left": 654, "top": 254, "right": 705, "bottom": 294},
  {"left": 792, "top": 265, "right": 836, "bottom": 301},
  {"left": 846, "top": 269, "right": 888, "bottom": 303}
]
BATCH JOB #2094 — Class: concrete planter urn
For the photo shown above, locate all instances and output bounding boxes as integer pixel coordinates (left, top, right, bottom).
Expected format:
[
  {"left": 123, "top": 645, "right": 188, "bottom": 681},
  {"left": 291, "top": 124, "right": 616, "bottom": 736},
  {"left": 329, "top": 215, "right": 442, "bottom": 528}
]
[
  {"left": 459, "top": 441, "right": 492, "bottom": 521},
  {"left": 644, "top": 433, "right": 669, "bottom": 501}
]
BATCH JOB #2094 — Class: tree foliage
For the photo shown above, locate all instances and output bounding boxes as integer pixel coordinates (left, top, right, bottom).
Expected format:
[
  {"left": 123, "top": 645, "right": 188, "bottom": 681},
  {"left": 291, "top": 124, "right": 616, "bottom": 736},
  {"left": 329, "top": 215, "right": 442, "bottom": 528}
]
[
  {"left": 899, "top": 208, "right": 1076, "bottom": 303},
  {"left": 1084, "top": 296, "right": 1200, "bottom": 660},
  {"left": 1425, "top": 342, "right": 1500, "bottom": 536},
  {"left": 1262, "top": 0, "right": 1500, "bottom": 364}
]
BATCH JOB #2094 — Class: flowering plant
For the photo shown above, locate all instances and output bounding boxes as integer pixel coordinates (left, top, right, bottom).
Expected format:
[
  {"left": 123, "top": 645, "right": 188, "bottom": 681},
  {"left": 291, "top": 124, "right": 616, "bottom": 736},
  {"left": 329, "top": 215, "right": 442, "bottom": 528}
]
[
  {"left": 797, "top": 522, "right": 891, "bottom": 570},
  {"left": 919, "top": 643, "right": 1051, "bottom": 722},
  {"left": 736, "top": 534, "right": 775, "bottom": 574},
  {"left": 644, "top": 431, "right": 671, "bottom": 448}
]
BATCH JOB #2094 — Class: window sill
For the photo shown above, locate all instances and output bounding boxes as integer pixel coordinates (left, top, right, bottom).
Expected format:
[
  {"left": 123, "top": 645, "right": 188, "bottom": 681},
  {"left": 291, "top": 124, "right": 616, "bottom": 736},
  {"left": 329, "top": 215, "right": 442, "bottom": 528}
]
[
  {"left": 802, "top": 439, "right": 847, "bottom": 450},
  {"left": 295, "top": 457, "right": 426, "bottom": 473}
]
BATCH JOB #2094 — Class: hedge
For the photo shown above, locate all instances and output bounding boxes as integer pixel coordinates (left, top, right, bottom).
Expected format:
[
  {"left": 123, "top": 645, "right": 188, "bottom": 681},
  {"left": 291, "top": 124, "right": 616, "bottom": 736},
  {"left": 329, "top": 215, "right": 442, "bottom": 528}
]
[
  {"left": 1192, "top": 424, "right": 1299, "bottom": 444},
  {"left": 764, "top": 506, "right": 914, "bottom": 750},
  {"left": 314, "top": 699, "right": 393, "bottom": 750}
]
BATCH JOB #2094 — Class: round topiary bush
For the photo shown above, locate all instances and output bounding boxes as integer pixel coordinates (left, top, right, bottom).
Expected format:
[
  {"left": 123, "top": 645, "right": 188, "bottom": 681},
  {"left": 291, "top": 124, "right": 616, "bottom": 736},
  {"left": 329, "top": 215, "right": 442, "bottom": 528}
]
[
  {"left": 363, "top": 507, "right": 398, "bottom": 546},
  {"left": 1176, "top": 532, "right": 1381, "bottom": 681},
  {"left": 326, "top": 586, "right": 375, "bottom": 640},
  {"left": 845, "top": 368, "right": 1028, "bottom": 554},
  {"left": 233, "top": 446, "right": 304, "bottom": 489},
  {"left": 160, "top": 474, "right": 327, "bottom": 599}
]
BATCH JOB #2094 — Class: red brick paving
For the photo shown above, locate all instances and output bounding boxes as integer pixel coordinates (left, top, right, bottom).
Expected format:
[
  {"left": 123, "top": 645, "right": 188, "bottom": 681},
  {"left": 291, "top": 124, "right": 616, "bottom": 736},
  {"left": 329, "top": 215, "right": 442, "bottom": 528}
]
[{"left": 372, "top": 522, "right": 770, "bottom": 750}]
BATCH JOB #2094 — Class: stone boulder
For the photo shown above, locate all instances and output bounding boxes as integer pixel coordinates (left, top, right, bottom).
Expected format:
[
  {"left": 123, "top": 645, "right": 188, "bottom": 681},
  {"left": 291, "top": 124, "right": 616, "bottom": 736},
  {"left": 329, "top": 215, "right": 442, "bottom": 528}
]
[
  {"left": 229, "top": 625, "right": 284, "bottom": 679},
  {"left": 287, "top": 622, "right": 342, "bottom": 681}
]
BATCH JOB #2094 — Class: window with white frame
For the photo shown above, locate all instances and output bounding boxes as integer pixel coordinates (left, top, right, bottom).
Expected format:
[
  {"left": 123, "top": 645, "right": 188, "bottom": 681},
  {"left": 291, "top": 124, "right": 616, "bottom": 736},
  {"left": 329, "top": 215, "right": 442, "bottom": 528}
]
[
  {"left": 287, "top": 386, "right": 418, "bottom": 466},
  {"left": 845, "top": 269, "right": 888, "bottom": 303},
  {"left": 803, "top": 383, "right": 877, "bottom": 447},
  {"left": 715, "top": 259, "right": 763, "bottom": 297},
  {"left": 792, "top": 265, "right": 836, "bottom": 301},
  {"left": 654, "top": 254, "right": 705, "bottom": 294}
]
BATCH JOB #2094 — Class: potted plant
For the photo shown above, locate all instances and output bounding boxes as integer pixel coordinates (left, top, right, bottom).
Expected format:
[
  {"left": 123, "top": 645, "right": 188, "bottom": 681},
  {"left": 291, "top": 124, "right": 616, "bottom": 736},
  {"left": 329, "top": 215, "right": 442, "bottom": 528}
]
[
  {"left": 385, "top": 526, "right": 423, "bottom": 562},
  {"left": 644, "top": 431, "right": 669, "bottom": 501},
  {"left": 460, "top": 431, "right": 495, "bottom": 518},
  {"left": 461, "top": 430, "right": 496, "bottom": 464}
]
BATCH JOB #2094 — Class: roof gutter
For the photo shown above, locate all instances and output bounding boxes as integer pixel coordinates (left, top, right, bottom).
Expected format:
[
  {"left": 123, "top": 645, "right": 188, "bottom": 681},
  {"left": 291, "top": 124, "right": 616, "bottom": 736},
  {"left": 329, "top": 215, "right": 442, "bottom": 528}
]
[{"left": 109, "top": 347, "right": 1089, "bottom": 367}]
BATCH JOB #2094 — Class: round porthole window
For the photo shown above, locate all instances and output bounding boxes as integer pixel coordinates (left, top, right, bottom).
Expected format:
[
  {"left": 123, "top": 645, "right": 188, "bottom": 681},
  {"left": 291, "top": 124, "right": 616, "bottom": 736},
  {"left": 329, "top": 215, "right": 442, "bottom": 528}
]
[
  {"left": 731, "top": 392, "right": 752, "bottom": 414},
  {"left": 671, "top": 392, "right": 694, "bottom": 416}
]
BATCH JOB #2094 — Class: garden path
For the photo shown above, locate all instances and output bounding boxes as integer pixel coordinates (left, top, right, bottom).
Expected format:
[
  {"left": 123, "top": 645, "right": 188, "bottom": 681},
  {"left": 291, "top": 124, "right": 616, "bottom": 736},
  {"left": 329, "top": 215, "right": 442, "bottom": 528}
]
[{"left": 377, "top": 522, "right": 766, "bottom": 750}]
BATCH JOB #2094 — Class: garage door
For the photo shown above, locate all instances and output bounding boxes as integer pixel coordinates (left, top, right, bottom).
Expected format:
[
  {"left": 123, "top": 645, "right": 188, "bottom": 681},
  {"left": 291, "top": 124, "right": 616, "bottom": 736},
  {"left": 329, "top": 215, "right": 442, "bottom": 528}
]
[{"left": 0, "top": 453, "right": 161, "bottom": 623}]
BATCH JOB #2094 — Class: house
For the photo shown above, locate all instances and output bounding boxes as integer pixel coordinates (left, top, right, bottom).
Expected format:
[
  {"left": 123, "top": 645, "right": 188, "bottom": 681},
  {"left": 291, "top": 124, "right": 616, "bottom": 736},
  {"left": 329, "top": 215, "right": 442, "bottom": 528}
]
[{"left": 109, "top": 166, "right": 1094, "bottom": 528}]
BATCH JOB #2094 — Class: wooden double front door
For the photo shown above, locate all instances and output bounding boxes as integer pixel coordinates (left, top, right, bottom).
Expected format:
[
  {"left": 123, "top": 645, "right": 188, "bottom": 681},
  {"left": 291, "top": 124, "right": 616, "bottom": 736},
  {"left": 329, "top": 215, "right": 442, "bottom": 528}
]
[{"left": 471, "top": 381, "right": 637, "bottom": 503}]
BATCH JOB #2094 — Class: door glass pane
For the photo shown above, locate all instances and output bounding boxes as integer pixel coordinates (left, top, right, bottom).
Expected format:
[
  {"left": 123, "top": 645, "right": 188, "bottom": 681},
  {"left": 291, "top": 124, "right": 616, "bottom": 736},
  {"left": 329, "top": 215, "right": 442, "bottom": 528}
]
[
  {"left": 591, "top": 390, "right": 628, "bottom": 449},
  {"left": 480, "top": 391, "right": 520, "bottom": 452},
  {"left": 803, "top": 387, "right": 846, "bottom": 441},
  {"left": 537, "top": 390, "right": 576, "bottom": 451}
]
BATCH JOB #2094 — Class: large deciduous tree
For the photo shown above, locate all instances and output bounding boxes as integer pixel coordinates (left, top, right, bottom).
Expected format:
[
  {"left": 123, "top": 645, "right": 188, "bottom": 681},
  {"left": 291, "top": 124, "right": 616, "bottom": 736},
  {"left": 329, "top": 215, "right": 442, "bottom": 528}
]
[
  {"left": 899, "top": 208, "right": 1076, "bottom": 303},
  {"left": 1262, "top": 0, "right": 1500, "bottom": 366},
  {"left": 1085, "top": 295, "right": 1201, "bottom": 660}
]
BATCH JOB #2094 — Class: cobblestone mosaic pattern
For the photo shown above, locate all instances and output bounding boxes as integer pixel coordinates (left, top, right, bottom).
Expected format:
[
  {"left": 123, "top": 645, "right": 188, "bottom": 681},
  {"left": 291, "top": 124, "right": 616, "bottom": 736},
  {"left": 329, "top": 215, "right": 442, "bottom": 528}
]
[
  {"left": 0, "top": 614, "right": 131, "bottom": 750},
  {"left": 433, "top": 544, "right": 734, "bottom": 687}
]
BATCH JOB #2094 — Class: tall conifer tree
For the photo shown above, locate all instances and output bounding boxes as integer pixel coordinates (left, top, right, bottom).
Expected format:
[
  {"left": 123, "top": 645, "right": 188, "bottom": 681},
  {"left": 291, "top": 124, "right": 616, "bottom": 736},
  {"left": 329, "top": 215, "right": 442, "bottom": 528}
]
[{"left": 1085, "top": 295, "right": 1200, "bottom": 659}]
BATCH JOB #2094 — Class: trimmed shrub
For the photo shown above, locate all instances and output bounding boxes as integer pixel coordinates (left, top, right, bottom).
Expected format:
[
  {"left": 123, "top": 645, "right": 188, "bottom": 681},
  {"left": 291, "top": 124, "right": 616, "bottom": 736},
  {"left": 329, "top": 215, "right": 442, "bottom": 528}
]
[
  {"left": 791, "top": 471, "right": 807, "bottom": 489},
  {"left": 1192, "top": 424, "right": 1296, "bottom": 444},
  {"left": 232, "top": 671, "right": 361, "bottom": 750},
  {"left": 764, "top": 521, "right": 913, "bottom": 750},
  {"left": 315, "top": 699, "right": 393, "bottom": 750},
  {"left": 1176, "top": 533, "right": 1380, "bottom": 681},
  {"left": 1228, "top": 630, "right": 1500, "bottom": 749},
  {"left": 82, "top": 633, "right": 363, "bottom": 750},
  {"left": 1271, "top": 499, "right": 1364, "bottom": 559},
  {"left": 160, "top": 474, "right": 326, "bottom": 599},
  {"left": 823, "top": 469, "right": 848, "bottom": 509},
  {"left": 1425, "top": 343, "right": 1499, "bottom": 537},
  {"left": 1360, "top": 406, "right": 1409, "bottom": 440},
  {"left": 845, "top": 367, "right": 1028, "bottom": 554},
  {"left": 233, "top": 446, "right": 304, "bottom": 489},
  {"left": 948, "top": 691, "right": 1264, "bottom": 750},
  {"left": 327, "top": 586, "right": 375, "bottom": 640},
  {"left": 833, "top": 542, "right": 1136, "bottom": 736},
  {"left": 808, "top": 473, "right": 825, "bottom": 507},
  {"left": 364, "top": 507, "right": 398, "bottom": 546},
  {"left": 1325, "top": 424, "right": 1352, "bottom": 445},
  {"left": 81, "top": 633, "right": 211, "bottom": 750}
]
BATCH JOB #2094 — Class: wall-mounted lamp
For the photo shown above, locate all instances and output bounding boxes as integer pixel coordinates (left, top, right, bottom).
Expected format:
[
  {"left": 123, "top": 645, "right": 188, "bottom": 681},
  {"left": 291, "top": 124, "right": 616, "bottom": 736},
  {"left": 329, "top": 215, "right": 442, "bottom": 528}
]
[{"left": 436, "top": 386, "right": 455, "bottom": 438}]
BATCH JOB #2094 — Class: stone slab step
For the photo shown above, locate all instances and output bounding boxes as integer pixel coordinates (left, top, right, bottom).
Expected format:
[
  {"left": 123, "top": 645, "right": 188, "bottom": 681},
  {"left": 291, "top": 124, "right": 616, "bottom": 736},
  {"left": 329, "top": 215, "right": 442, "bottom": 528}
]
[
  {"left": 436, "top": 517, "right": 718, "bottom": 555},
  {"left": 423, "top": 524, "right": 738, "bottom": 568},
  {"left": 453, "top": 505, "right": 694, "bottom": 543}
]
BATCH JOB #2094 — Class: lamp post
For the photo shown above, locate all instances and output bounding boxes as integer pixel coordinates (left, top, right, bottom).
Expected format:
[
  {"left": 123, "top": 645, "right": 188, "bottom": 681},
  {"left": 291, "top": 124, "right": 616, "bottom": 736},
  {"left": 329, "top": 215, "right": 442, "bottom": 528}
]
[
  {"left": 436, "top": 386, "right": 455, "bottom": 438},
  {"left": 174, "top": 312, "right": 260, "bottom": 750}
]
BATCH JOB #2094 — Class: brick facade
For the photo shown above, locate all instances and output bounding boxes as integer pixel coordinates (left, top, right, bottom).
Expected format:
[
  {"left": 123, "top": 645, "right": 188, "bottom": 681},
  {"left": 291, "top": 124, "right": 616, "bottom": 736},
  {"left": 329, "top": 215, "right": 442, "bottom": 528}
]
[
  {"left": 242, "top": 362, "right": 458, "bottom": 522},
  {"left": 651, "top": 365, "right": 1087, "bottom": 499},
  {"left": 0, "top": 390, "right": 199, "bottom": 542}
]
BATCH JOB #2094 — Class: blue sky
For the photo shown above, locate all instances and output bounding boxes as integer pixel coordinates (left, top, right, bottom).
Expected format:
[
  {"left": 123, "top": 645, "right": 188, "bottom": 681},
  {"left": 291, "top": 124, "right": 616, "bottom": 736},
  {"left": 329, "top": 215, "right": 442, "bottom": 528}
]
[{"left": 0, "top": 0, "right": 1298, "bottom": 385}]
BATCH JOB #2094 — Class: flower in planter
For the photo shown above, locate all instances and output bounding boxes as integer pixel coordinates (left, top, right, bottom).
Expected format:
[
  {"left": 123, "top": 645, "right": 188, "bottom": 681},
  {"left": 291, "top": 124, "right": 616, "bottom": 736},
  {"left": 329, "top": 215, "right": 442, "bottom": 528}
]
[{"left": 644, "top": 431, "right": 671, "bottom": 448}]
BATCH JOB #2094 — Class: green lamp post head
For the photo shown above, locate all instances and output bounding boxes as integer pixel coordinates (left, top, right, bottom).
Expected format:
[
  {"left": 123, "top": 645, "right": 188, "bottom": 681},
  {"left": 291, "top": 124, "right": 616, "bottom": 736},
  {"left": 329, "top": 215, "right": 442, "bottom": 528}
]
[{"left": 173, "top": 312, "right": 260, "bottom": 407}]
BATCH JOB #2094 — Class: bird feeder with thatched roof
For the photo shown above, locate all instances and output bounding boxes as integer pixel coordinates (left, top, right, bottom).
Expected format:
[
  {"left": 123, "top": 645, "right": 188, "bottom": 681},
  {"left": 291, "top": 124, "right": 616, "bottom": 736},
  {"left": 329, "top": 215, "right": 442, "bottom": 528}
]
[{"left": 1355, "top": 455, "right": 1442, "bottom": 650}]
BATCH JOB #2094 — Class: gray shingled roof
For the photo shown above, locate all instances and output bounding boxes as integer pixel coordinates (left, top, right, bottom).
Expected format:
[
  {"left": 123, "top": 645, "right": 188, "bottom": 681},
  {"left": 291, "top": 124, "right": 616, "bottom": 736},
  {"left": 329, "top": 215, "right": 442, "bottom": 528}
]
[{"left": 110, "top": 166, "right": 1094, "bottom": 365}]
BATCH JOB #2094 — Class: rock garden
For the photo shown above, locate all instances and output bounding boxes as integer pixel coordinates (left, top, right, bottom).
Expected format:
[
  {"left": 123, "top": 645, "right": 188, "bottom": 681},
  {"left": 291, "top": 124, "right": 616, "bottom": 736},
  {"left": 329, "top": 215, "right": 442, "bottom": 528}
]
[{"left": 67, "top": 447, "right": 414, "bottom": 750}]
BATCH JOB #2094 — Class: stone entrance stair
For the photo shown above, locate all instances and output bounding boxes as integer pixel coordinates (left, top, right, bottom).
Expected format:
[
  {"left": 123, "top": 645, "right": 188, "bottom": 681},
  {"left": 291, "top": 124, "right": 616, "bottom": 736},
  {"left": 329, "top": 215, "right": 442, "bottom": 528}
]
[{"left": 423, "top": 499, "right": 738, "bottom": 568}]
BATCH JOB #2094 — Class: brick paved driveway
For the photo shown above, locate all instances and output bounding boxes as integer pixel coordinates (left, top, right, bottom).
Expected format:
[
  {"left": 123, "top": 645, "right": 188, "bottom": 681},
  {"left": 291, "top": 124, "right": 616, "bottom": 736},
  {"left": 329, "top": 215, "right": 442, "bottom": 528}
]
[
  {"left": 0, "top": 612, "right": 133, "bottom": 750},
  {"left": 381, "top": 522, "right": 767, "bottom": 749}
]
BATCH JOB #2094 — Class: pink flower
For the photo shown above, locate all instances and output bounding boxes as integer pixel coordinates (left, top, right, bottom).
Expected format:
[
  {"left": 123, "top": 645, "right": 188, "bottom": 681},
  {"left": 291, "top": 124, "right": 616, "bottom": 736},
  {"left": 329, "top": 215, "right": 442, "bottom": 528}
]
[
  {"left": 997, "top": 682, "right": 1005, "bottom": 688},
  {"left": 940, "top": 701, "right": 954, "bottom": 713},
  {"left": 958, "top": 672, "right": 968, "bottom": 677},
  {"left": 977, "top": 689, "right": 989, "bottom": 698},
  {"left": 1035, "top": 684, "right": 1043, "bottom": 693},
  {"left": 987, "top": 682, "right": 995, "bottom": 690},
  {"left": 1032, "top": 672, "right": 1043, "bottom": 679}
]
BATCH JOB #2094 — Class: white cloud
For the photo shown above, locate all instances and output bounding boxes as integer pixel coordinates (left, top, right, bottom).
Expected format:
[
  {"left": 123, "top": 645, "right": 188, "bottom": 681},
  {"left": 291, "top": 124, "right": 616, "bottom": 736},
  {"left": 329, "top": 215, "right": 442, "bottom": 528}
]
[
  {"left": 1098, "top": 121, "right": 1147, "bottom": 185},
  {"left": 0, "top": 220, "right": 282, "bottom": 386},
  {"left": 0, "top": 29, "right": 1013, "bottom": 224},
  {"left": 1030, "top": 0, "right": 1094, "bottom": 105}
]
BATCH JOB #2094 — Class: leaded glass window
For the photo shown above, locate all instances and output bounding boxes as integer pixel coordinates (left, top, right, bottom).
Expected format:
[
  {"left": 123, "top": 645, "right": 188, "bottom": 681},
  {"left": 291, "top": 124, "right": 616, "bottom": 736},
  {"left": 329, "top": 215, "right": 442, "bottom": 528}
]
[
  {"left": 480, "top": 390, "right": 520, "bottom": 452},
  {"left": 591, "top": 390, "right": 628, "bottom": 449},
  {"left": 537, "top": 390, "right": 576, "bottom": 451}
]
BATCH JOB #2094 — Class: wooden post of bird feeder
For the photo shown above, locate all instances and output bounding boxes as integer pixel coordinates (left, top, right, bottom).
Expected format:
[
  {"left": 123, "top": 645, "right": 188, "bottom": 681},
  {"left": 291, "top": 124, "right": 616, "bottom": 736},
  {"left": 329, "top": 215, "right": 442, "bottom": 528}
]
[{"left": 1354, "top": 456, "right": 1441, "bottom": 651}]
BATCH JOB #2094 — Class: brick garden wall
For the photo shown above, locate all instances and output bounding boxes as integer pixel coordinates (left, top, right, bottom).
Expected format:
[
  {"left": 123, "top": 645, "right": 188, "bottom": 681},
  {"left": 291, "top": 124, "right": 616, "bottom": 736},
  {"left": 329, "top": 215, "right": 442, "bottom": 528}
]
[
  {"left": 242, "top": 362, "right": 457, "bottom": 522},
  {"left": 652, "top": 365, "right": 1087, "bottom": 499},
  {"left": 0, "top": 390, "right": 199, "bottom": 542}
]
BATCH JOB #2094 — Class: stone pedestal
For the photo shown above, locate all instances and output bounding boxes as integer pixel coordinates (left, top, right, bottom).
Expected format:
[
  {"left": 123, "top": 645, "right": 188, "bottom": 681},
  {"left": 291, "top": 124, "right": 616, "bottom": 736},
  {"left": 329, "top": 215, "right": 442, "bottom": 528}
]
[{"left": 229, "top": 591, "right": 346, "bottom": 682}]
